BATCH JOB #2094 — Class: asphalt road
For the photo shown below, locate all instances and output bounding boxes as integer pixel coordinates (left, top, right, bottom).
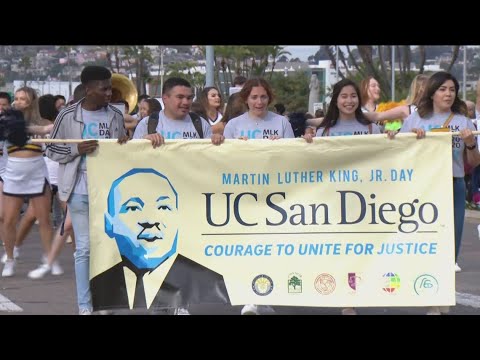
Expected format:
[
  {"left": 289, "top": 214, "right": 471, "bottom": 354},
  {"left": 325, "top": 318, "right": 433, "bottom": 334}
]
[{"left": 1, "top": 212, "right": 480, "bottom": 315}]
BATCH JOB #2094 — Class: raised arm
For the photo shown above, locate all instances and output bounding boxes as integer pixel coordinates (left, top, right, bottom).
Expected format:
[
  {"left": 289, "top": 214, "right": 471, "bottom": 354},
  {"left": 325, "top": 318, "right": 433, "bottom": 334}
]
[
  {"left": 364, "top": 105, "right": 410, "bottom": 124},
  {"left": 306, "top": 117, "right": 324, "bottom": 127},
  {"left": 124, "top": 114, "right": 139, "bottom": 131},
  {"left": 27, "top": 123, "right": 54, "bottom": 136}
]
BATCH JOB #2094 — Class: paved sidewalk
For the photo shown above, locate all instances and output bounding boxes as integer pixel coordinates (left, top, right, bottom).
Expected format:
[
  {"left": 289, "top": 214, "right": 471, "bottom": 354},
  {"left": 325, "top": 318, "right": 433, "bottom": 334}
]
[{"left": 466, "top": 209, "right": 480, "bottom": 219}]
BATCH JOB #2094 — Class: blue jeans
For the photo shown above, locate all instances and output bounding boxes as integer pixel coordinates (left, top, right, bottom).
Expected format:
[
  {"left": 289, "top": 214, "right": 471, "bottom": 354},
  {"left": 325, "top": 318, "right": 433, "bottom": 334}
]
[
  {"left": 453, "top": 177, "right": 466, "bottom": 261},
  {"left": 68, "top": 193, "right": 92, "bottom": 312}
]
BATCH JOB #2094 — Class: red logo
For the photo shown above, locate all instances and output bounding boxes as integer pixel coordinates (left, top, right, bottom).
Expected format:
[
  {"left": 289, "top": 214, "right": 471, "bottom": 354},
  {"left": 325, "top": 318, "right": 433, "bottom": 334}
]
[{"left": 314, "top": 274, "right": 336, "bottom": 295}]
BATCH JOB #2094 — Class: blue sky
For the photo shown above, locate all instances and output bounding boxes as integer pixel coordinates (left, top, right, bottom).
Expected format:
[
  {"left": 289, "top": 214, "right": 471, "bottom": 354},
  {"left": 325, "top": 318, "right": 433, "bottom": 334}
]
[{"left": 283, "top": 46, "right": 320, "bottom": 61}]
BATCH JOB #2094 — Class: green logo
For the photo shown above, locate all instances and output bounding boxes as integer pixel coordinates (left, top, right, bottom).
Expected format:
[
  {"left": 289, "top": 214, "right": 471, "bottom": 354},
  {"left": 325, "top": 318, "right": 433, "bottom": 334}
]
[{"left": 288, "top": 273, "right": 302, "bottom": 293}]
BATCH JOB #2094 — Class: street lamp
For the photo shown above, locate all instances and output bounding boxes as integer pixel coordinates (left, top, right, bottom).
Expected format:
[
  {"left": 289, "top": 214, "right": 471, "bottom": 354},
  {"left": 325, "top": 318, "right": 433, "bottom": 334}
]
[
  {"left": 160, "top": 46, "right": 164, "bottom": 96},
  {"left": 68, "top": 47, "right": 72, "bottom": 98}
]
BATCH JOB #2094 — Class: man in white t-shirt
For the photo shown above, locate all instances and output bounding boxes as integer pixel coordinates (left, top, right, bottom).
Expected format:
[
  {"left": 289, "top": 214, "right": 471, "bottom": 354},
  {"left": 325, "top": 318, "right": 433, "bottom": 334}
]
[{"left": 133, "top": 77, "right": 224, "bottom": 147}]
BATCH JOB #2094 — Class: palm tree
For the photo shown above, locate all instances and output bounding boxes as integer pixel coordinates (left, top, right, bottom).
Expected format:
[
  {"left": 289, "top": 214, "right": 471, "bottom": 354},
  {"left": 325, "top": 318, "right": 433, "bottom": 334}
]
[
  {"left": 122, "top": 45, "right": 153, "bottom": 94},
  {"left": 269, "top": 46, "right": 291, "bottom": 79}
]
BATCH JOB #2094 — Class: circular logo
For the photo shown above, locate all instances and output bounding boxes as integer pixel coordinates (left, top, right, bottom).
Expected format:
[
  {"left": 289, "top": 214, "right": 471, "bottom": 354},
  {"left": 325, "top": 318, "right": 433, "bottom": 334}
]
[
  {"left": 314, "top": 274, "right": 336, "bottom": 295},
  {"left": 252, "top": 274, "right": 274, "bottom": 296},
  {"left": 414, "top": 274, "right": 439, "bottom": 295},
  {"left": 382, "top": 272, "right": 401, "bottom": 293}
]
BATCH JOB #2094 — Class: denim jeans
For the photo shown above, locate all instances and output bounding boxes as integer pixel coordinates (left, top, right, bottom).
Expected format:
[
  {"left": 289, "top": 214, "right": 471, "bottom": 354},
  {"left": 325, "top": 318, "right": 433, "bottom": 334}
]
[
  {"left": 453, "top": 177, "right": 466, "bottom": 261},
  {"left": 68, "top": 193, "right": 92, "bottom": 312}
]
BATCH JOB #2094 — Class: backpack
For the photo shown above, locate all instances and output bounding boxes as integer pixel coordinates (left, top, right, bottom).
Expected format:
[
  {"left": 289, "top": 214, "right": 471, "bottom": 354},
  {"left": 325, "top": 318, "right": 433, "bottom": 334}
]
[
  {"left": 288, "top": 112, "right": 307, "bottom": 138},
  {"left": 147, "top": 111, "right": 204, "bottom": 138}
]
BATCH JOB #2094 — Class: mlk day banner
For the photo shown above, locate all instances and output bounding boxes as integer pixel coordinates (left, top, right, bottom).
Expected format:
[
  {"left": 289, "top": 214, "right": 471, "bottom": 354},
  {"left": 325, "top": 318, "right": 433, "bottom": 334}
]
[{"left": 87, "top": 133, "right": 455, "bottom": 311}]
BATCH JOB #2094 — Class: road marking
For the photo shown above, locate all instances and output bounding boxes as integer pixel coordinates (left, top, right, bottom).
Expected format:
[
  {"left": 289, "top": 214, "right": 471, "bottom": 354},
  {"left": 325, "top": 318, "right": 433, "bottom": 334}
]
[
  {"left": 0, "top": 293, "right": 23, "bottom": 312},
  {"left": 456, "top": 292, "right": 480, "bottom": 309}
]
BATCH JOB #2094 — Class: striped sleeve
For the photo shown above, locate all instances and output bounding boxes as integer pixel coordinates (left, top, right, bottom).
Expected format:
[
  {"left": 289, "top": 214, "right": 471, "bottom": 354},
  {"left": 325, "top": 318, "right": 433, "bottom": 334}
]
[{"left": 45, "top": 106, "right": 80, "bottom": 164}]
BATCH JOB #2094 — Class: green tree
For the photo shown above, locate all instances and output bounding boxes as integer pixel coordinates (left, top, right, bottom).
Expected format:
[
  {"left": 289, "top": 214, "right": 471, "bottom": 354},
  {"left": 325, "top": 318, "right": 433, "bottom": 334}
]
[
  {"left": 268, "top": 45, "right": 291, "bottom": 80},
  {"left": 289, "top": 276, "right": 302, "bottom": 289},
  {"left": 163, "top": 60, "right": 205, "bottom": 96},
  {"left": 270, "top": 71, "right": 310, "bottom": 112},
  {"left": 324, "top": 45, "right": 461, "bottom": 101},
  {"left": 204, "top": 45, "right": 291, "bottom": 97},
  {"left": 122, "top": 46, "right": 154, "bottom": 94}
]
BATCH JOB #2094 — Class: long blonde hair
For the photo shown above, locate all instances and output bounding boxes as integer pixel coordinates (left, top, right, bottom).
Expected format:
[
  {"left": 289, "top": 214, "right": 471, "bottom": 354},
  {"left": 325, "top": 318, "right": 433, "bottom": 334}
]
[
  {"left": 14, "top": 87, "right": 42, "bottom": 126},
  {"left": 406, "top": 74, "right": 429, "bottom": 106}
]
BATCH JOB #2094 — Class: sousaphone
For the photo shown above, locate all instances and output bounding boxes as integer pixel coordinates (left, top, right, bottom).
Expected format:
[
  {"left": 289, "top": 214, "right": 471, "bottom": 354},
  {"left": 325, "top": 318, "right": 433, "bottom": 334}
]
[{"left": 111, "top": 73, "right": 138, "bottom": 114}]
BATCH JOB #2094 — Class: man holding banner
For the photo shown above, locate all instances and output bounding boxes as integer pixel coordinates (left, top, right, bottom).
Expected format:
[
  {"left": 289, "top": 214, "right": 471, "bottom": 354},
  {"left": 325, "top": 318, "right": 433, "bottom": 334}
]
[
  {"left": 132, "top": 77, "right": 224, "bottom": 147},
  {"left": 45, "top": 65, "right": 127, "bottom": 315}
]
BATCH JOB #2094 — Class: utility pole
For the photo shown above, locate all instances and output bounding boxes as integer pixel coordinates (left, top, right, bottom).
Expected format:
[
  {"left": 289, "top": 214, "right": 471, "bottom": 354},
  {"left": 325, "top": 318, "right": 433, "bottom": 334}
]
[
  {"left": 160, "top": 46, "right": 164, "bottom": 96},
  {"left": 335, "top": 45, "right": 339, "bottom": 82},
  {"left": 206, "top": 46, "right": 214, "bottom": 87},
  {"left": 68, "top": 46, "right": 72, "bottom": 98},
  {"left": 391, "top": 46, "right": 395, "bottom": 101},
  {"left": 463, "top": 45, "right": 467, "bottom": 101}
]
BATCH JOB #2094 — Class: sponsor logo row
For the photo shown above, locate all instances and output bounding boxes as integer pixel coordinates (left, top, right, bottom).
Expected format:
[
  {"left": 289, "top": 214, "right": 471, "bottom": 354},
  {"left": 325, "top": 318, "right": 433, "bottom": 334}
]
[{"left": 251, "top": 273, "right": 439, "bottom": 296}]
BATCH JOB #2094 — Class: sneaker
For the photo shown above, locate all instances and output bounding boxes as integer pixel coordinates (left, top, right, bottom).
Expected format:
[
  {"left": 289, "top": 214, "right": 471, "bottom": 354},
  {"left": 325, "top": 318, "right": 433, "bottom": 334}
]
[
  {"left": 79, "top": 308, "right": 92, "bottom": 315},
  {"left": 1, "top": 247, "right": 20, "bottom": 264},
  {"left": 240, "top": 304, "right": 275, "bottom": 315},
  {"left": 28, "top": 264, "right": 51, "bottom": 279},
  {"left": 341, "top": 307, "right": 358, "bottom": 315},
  {"left": 51, "top": 260, "right": 64, "bottom": 275},
  {"left": 426, "top": 306, "right": 441, "bottom": 315},
  {"left": 174, "top": 307, "right": 190, "bottom": 315},
  {"left": 455, "top": 263, "right": 462, "bottom": 273},
  {"left": 2, "top": 259, "right": 16, "bottom": 277},
  {"left": 241, "top": 304, "right": 259, "bottom": 315}
]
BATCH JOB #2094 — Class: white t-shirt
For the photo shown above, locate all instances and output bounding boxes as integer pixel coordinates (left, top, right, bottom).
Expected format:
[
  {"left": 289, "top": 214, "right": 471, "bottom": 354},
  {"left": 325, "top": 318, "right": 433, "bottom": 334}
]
[
  {"left": 401, "top": 111, "right": 476, "bottom": 177},
  {"left": 223, "top": 111, "right": 294, "bottom": 139},
  {"left": 73, "top": 108, "right": 111, "bottom": 195},
  {"left": 316, "top": 119, "right": 381, "bottom": 137},
  {"left": 133, "top": 111, "right": 211, "bottom": 139}
]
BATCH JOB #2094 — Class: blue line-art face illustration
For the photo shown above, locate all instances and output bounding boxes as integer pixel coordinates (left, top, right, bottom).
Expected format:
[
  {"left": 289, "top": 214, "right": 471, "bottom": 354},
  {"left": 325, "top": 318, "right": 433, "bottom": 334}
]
[{"left": 104, "top": 169, "right": 179, "bottom": 270}]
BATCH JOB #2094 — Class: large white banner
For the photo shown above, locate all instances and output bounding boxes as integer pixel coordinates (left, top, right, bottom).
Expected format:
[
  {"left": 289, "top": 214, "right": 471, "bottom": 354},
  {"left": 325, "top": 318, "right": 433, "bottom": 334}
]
[{"left": 87, "top": 133, "right": 455, "bottom": 310}]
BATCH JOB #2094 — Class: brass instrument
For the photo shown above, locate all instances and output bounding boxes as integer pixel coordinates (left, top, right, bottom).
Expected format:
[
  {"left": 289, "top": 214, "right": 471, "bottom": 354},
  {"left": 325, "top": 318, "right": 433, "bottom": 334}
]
[{"left": 111, "top": 73, "right": 138, "bottom": 114}]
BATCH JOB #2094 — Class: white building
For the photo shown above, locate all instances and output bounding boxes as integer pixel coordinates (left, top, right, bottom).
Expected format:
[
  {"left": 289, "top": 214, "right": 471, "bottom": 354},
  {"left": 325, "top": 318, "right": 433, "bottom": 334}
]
[
  {"left": 309, "top": 60, "right": 342, "bottom": 105},
  {"left": 13, "top": 80, "right": 81, "bottom": 100}
]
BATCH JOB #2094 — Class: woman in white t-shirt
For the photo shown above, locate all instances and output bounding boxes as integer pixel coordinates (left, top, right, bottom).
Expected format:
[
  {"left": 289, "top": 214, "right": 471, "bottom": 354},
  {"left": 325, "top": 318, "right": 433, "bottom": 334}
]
[
  {"left": 395, "top": 71, "right": 480, "bottom": 315},
  {"left": 304, "top": 78, "right": 380, "bottom": 315}
]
